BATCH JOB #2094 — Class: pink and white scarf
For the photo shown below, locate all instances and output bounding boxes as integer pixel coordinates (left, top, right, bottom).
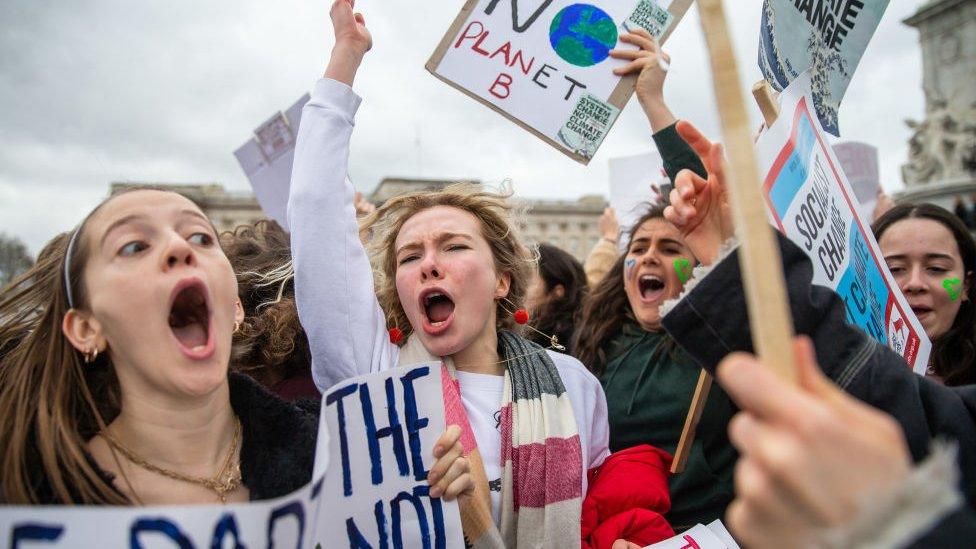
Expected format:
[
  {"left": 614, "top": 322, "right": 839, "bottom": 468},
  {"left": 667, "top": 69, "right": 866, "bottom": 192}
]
[{"left": 403, "top": 331, "right": 583, "bottom": 548}]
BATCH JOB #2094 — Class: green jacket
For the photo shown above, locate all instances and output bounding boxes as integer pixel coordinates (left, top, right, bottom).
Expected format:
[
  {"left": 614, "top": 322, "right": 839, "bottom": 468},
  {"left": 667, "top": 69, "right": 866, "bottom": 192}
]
[{"left": 600, "top": 323, "right": 738, "bottom": 528}]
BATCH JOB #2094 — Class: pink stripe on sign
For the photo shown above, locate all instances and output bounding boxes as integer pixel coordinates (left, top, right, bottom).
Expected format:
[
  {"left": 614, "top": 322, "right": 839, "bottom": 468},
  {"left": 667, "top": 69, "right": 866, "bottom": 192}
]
[
  {"left": 441, "top": 366, "right": 478, "bottom": 454},
  {"left": 509, "top": 435, "right": 583, "bottom": 509}
]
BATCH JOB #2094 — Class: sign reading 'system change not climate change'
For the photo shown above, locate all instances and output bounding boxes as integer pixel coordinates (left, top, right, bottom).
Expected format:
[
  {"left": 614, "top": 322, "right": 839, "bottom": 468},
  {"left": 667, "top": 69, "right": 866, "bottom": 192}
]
[{"left": 428, "top": 0, "right": 693, "bottom": 164}]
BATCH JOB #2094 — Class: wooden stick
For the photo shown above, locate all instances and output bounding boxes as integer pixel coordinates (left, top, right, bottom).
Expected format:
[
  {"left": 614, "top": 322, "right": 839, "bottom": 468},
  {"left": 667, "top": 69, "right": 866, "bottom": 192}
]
[
  {"left": 751, "top": 80, "right": 781, "bottom": 127},
  {"left": 670, "top": 1, "right": 798, "bottom": 474},
  {"left": 696, "top": 0, "right": 796, "bottom": 381},
  {"left": 670, "top": 370, "right": 713, "bottom": 474}
]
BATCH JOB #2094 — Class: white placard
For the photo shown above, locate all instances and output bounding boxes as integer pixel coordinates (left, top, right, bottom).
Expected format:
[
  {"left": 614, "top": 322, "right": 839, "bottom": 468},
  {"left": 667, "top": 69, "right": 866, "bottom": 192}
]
[
  {"left": 608, "top": 150, "right": 665, "bottom": 248},
  {"left": 0, "top": 366, "right": 464, "bottom": 548},
  {"left": 428, "top": 0, "right": 690, "bottom": 164},
  {"left": 234, "top": 94, "right": 309, "bottom": 230},
  {"left": 643, "top": 520, "right": 741, "bottom": 549}
]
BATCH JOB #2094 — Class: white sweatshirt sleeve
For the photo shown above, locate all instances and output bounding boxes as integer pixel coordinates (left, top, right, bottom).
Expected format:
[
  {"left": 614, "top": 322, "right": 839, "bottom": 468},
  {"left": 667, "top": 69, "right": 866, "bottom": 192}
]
[{"left": 287, "top": 78, "right": 398, "bottom": 392}]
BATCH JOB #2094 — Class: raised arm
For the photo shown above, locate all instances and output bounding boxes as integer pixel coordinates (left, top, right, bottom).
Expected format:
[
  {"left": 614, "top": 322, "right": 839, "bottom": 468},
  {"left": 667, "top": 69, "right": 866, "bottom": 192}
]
[
  {"left": 288, "top": 0, "right": 395, "bottom": 391},
  {"left": 610, "top": 30, "right": 706, "bottom": 183}
]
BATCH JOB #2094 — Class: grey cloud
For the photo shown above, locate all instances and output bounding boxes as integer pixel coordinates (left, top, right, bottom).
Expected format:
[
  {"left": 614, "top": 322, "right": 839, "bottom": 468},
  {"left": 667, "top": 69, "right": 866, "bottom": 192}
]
[{"left": 0, "top": 0, "right": 929, "bottom": 253}]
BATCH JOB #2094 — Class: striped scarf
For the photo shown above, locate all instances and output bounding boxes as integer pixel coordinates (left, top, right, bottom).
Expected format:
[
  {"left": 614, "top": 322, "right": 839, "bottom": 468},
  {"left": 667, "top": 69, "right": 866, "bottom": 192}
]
[{"left": 400, "top": 331, "right": 583, "bottom": 548}]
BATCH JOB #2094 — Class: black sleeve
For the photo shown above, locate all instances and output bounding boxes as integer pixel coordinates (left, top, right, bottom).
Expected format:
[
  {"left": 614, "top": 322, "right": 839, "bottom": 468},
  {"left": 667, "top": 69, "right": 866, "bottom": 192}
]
[
  {"left": 652, "top": 122, "right": 707, "bottom": 183},
  {"left": 661, "top": 233, "right": 976, "bottom": 506},
  {"left": 906, "top": 507, "right": 976, "bottom": 547}
]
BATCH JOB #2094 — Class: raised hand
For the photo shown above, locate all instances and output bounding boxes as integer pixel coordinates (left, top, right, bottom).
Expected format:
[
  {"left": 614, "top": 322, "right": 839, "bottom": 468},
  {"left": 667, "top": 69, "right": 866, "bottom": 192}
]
[
  {"left": 599, "top": 207, "right": 620, "bottom": 243},
  {"left": 663, "top": 121, "right": 734, "bottom": 265},
  {"left": 610, "top": 29, "right": 675, "bottom": 132},
  {"left": 325, "top": 0, "right": 372, "bottom": 86}
]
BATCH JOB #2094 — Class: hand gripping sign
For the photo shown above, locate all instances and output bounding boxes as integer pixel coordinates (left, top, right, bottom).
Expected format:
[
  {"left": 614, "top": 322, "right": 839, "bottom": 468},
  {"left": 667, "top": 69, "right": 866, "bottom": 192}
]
[
  {"left": 0, "top": 366, "right": 464, "bottom": 549},
  {"left": 427, "top": 0, "right": 693, "bottom": 164}
]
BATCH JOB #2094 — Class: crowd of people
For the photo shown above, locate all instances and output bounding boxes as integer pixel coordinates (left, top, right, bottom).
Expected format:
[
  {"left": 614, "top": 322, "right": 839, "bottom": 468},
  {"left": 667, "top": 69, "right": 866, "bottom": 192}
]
[{"left": 1, "top": 1, "right": 975, "bottom": 547}]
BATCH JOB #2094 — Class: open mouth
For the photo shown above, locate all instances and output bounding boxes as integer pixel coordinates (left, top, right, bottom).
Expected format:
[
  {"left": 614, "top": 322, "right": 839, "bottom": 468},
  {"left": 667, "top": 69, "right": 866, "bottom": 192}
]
[
  {"left": 638, "top": 275, "right": 666, "bottom": 302},
  {"left": 168, "top": 280, "right": 212, "bottom": 356},
  {"left": 422, "top": 291, "right": 456, "bottom": 327},
  {"left": 911, "top": 305, "right": 933, "bottom": 320}
]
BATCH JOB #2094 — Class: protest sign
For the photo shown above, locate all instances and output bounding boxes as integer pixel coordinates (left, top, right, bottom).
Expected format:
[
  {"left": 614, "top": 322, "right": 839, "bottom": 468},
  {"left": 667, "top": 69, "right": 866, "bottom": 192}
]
[
  {"left": 427, "top": 0, "right": 693, "bottom": 164},
  {"left": 643, "top": 520, "right": 740, "bottom": 549},
  {"left": 608, "top": 150, "right": 666, "bottom": 248},
  {"left": 756, "top": 71, "right": 931, "bottom": 374},
  {"left": 0, "top": 365, "right": 464, "bottom": 548},
  {"left": 316, "top": 364, "right": 464, "bottom": 548},
  {"left": 758, "top": 0, "right": 889, "bottom": 136},
  {"left": 234, "top": 94, "right": 309, "bottom": 229}
]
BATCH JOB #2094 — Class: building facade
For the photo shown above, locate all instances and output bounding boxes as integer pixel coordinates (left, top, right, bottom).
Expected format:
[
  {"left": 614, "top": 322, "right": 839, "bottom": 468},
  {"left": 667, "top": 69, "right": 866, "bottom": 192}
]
[
  {"left": 112, "top": 179, "right": 608, "bottom": 261},
  {"left": 897, "top": 0, "right": 976, "bottom": 209}
]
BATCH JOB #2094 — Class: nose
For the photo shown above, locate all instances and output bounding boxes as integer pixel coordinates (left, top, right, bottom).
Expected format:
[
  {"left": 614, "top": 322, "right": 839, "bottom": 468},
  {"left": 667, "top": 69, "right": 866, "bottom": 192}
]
[
  {"left": 420, "top": 253, "right": 443, "bottom": 281},
  {"left": 640, "top": 248, "right": 662, "bottom": 267},
  {"left": 162, "top": 234, "right": 196, "bottom": 271},
  {"left": 902, "top": 265, "right": 927, "bottom": 295}
]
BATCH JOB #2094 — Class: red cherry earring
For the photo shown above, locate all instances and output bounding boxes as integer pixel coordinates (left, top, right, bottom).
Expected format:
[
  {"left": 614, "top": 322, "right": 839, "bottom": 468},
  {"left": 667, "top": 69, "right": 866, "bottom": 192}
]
[
  {"left": 388, "top": 327, "right": 404, "bottom": 344},
  {"left": 513, "top": 309, "right": 529, "bottom": 325}
]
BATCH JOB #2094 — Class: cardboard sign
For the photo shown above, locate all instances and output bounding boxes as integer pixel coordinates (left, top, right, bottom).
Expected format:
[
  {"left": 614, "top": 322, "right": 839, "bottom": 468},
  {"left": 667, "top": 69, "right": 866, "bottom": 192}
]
[
  {"left": 427, "top": 0, "right": 693, "bottom": 164},
  {"left": 756, "top": 72, "right": 930, "bottom": 374},
  {"left": 234, "top": 94, "right": 309, "bottom": 229},
  {"left": 316, "top": 364, "right": 464, "bottom": 548},
  {"left": 0, "top": 366, "right": 464, "bottom": 548},
  {"left": 608, "top": 150, "right": 666, "bottom": 248},
  {"left": 643, "top": 520, "right": 740, "bottom": 549},
  {"left": 758, "top": 0, "right": 889, "bottom": 136}
]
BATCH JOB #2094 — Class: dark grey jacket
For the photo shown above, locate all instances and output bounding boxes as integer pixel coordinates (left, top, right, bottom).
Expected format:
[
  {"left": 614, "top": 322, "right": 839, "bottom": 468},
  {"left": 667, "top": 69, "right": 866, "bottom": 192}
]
[{"left": 661, "top": 234, "right": 976, "bottom": 545}]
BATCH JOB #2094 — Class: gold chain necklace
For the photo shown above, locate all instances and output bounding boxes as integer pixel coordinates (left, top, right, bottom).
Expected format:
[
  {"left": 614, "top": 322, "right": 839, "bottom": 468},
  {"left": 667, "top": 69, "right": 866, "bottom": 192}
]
[{"left": 102, "top": 418, "right": 243, "bottom": 503}]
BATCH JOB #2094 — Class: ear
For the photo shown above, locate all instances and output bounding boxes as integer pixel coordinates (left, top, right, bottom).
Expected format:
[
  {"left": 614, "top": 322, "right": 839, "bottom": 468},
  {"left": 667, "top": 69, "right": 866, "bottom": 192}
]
[
  {"left": 235, "top": 299, "right": 245, "bottom": 325},
  {"left": 551, "top": 283, "right": 566, "bottom": 300},
  {"left": 62, "top": 308, "right": 105, "bottom": 355},
  {"left": 964, "top": 271, "right": 973, "bottom": 303},
  {"left": 494, "top": 271, "right": 512, "bottom": 300}
]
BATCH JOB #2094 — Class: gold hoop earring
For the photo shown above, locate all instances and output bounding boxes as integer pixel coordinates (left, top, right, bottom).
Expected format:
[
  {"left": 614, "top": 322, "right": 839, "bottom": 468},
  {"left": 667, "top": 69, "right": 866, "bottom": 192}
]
[{"left": 83, "top": 347, "right": 99, "bottom": 364}]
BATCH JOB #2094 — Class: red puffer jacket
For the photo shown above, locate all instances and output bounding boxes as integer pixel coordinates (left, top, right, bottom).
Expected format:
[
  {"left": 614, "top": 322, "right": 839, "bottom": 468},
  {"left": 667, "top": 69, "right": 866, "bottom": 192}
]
[{"left": 582, "top": 445, "right": 675, "bottom": 549}]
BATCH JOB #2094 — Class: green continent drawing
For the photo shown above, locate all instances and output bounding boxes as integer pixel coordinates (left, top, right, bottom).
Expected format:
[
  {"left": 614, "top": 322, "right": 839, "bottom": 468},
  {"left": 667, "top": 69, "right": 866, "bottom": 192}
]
[{"left": 549, "top": 4, "right": 618, "bottom": 67}]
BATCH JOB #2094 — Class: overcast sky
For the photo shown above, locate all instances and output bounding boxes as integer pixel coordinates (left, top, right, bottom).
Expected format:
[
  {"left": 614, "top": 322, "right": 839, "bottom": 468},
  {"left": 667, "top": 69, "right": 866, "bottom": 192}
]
[{"left": 0, "top": 0, "right": 929, "bottom": 254}]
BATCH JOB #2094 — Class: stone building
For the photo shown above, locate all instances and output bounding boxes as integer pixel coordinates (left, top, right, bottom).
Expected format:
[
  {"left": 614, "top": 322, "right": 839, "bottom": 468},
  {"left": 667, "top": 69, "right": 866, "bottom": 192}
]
[
  {"left": 112, "top": 178, "right": 607, "bottom": 261},
  {"left": 897, "top": 0, "right": 976, "bottom": 209}
]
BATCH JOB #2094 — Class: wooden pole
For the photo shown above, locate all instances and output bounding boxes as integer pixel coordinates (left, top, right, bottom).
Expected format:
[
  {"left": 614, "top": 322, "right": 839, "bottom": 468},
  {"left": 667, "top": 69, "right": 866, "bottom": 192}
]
[
  {"left": 695, "top": 0, "right": 796, "bottom": 381},
  {"left": 671, "top": 1, "right": 797, "bottom": 474},
  {"left": 752, "top": 80, "right": 781, "bottom": 127},
  {"left": 670, "top": 370, "right": 712, "bottom": 473}
]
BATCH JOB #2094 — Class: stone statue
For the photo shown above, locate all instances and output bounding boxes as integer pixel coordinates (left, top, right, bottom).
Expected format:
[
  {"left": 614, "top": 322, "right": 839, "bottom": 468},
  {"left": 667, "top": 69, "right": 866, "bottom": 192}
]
[
  {"left": 902, "top": 97, "right": 976, "bottom": 185},
  {"left": 902, "top": 116, "right": 942, "bottom": 186}
]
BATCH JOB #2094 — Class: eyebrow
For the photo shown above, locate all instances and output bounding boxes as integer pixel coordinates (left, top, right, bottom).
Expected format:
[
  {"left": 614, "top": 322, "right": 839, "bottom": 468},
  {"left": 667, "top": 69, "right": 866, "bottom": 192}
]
[
  {"left": 395, "top": 232, "right": 473, "bottom": 255},
  {"left": 100, "top": 214, "right": 145, "bottom": 247},
  {"left": 99, "top": 209, "right": 213, "bottom": 247},
  {"left": 883, "top": 253, "right": 956, "bottom": 262}
]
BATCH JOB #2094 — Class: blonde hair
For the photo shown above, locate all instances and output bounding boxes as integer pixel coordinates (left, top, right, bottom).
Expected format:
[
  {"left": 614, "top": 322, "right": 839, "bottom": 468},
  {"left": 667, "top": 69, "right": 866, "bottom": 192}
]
[{"left": 359, "top": 183, "right": 534, "bottom": 343}]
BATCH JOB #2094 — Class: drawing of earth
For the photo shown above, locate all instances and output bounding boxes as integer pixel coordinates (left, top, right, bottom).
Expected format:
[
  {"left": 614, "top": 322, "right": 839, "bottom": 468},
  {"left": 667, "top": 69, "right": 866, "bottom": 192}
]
[{"left": 549, "top": 4, "right": 618, "bottom": 67}]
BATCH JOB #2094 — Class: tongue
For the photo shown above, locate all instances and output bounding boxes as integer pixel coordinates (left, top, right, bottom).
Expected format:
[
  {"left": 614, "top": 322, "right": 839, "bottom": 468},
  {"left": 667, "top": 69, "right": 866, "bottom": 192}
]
[
  {"left": 428, "top": 300, "right": 454, "bottom": 323},
  {"left": 173, "top": 321, "right": 208, "bottom": 349}
]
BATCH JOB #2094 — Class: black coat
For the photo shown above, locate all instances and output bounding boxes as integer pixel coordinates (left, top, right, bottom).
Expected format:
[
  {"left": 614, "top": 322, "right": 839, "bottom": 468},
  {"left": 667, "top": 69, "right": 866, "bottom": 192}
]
[
  {"left": 661, "top": 234, "right": 976, "bottom": 545},
  {"left": 28, "top": 373, "right": 317, "bottom": 504}
]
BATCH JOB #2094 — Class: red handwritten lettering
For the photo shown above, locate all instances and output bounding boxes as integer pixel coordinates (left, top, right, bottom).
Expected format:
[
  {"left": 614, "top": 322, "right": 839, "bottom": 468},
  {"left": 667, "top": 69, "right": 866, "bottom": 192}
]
[{"left": 489, "top": 73, "right": 513, "bottom": 99}]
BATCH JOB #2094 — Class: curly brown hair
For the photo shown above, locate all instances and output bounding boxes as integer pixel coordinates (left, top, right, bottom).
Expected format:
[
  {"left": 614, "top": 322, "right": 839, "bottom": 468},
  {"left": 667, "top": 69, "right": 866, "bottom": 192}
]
[{"left": 221, "top": 221, "right": 311, "bottom": 389}]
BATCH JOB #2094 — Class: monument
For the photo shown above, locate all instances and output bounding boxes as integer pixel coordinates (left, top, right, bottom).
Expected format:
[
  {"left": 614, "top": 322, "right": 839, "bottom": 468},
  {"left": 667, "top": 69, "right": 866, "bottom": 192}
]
[{"left": 897, "top": 0, "right": 976, "bottom": 209}]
